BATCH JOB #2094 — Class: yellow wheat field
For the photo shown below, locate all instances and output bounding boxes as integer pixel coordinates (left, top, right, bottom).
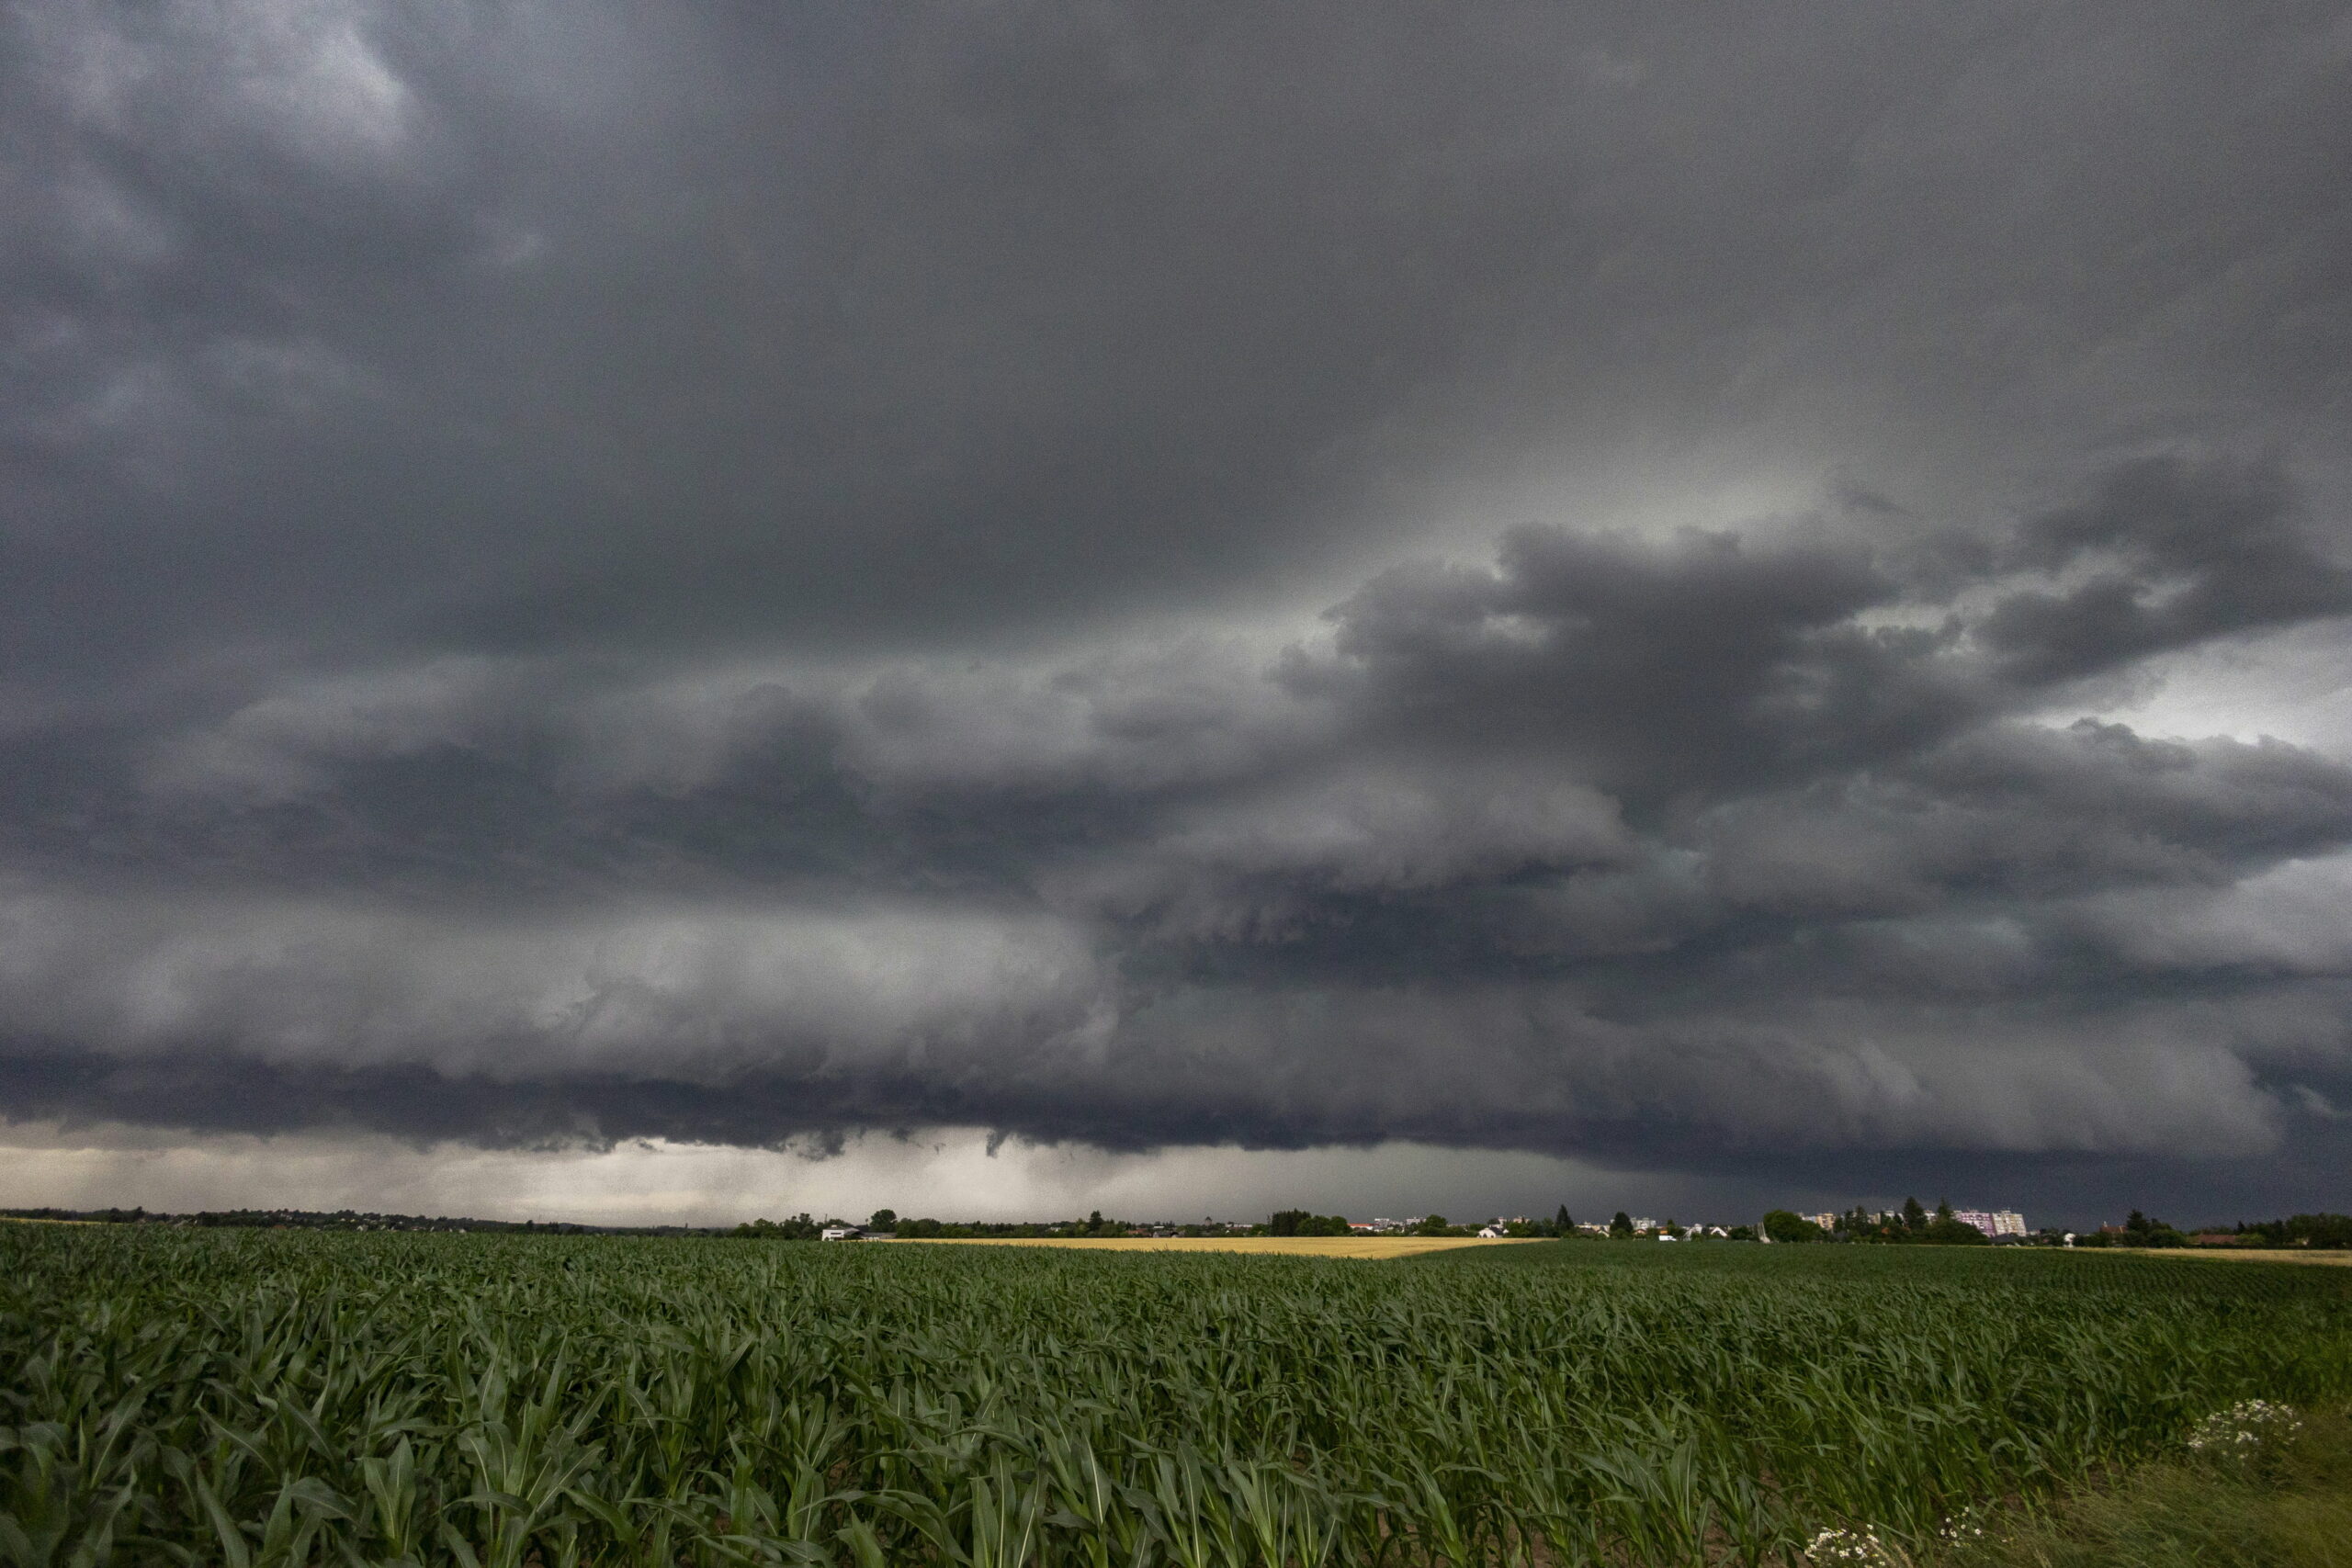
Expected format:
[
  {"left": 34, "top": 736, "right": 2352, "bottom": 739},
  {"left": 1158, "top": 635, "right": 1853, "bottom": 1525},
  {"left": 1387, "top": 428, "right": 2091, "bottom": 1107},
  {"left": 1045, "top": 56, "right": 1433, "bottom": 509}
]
[
  {"left": 879, "top": 1234, "right": 1539, "bottom": 1259},
  {"left": 2167, "top": 1247, "right": 2352, "bottom": 1267}
]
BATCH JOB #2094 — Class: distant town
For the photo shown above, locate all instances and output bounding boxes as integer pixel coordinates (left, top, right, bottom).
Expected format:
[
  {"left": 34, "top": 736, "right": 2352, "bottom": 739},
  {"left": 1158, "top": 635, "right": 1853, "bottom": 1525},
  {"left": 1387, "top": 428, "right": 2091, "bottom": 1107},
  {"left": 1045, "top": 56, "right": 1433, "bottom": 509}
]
[
  {"left": 12, "top": 1201, "right": 2348, "bottom": 1249},
  {"left": 781, "top": 1202, "right": 2345, "bottom": 1247}
]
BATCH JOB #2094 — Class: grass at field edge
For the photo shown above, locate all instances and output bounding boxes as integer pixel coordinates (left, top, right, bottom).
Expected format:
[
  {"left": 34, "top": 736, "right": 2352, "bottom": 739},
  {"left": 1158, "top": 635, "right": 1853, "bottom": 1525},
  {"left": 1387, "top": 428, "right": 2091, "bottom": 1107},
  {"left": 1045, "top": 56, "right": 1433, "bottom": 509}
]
[{"left": 1925, "top": 1404, "right": 2352, "bottom": 1568}]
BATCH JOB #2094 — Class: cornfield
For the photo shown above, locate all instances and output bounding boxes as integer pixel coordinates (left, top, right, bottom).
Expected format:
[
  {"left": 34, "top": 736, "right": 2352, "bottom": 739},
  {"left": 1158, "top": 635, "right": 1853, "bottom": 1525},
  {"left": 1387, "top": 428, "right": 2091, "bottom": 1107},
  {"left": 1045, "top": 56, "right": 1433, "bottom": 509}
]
[{"left": 3, "top": 1227, "right": 2347, "bottom": 1566}]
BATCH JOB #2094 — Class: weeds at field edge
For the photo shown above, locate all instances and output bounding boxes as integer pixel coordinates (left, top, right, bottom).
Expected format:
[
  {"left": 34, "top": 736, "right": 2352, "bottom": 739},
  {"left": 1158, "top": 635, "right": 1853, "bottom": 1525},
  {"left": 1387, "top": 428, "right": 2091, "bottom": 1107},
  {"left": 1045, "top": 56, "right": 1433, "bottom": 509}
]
[{"left": 1922, "top": 1402, "right": 2352, "bottom": 1568}]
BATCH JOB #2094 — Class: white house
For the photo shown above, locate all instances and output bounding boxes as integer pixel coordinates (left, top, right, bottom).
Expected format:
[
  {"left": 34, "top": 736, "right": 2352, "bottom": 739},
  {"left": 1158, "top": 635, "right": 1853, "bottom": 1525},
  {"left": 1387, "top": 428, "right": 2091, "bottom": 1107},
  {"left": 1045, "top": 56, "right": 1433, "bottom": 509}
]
[{"left": 820, "top": 1226, "right": 862, "bottom": 1242}]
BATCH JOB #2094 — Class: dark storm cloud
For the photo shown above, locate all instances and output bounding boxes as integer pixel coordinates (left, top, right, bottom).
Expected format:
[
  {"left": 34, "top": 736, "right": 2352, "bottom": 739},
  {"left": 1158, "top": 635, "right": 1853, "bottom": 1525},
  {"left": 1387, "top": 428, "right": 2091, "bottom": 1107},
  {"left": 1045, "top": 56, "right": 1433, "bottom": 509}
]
[
  {"left": 6, "top": 0, "right": 2352, "bottom": 1217},
  {"left": 1981, "top": 458, "right": 2352, "bottom": 684}
]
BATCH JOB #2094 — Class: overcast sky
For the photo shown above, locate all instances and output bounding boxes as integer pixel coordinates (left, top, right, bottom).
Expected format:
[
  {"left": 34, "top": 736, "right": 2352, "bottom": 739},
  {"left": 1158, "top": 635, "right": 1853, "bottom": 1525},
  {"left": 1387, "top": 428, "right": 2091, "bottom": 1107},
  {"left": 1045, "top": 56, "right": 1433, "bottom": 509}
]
[{"left": 6, "top": 1, "right": 2352, "bottom": 1228}]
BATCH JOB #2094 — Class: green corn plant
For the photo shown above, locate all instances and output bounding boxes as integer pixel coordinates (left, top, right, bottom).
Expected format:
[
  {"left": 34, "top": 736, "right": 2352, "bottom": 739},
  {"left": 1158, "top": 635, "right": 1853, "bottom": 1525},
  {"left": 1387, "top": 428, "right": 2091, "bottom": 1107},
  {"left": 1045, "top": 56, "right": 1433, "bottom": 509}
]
[
  {"left": 0, "top": 1423, "right": 137, "bottom": 1568},
  {"left": 564, "top": 1472, "right": 677, "bottom": 1568},
  {"left": 962, "top": 1455, "right": 1046, "bottom": 1568},
  {"left": 1219, "top": 1454, "right": 1296, "bottom": 1568},
  {"left": 1038, "top": 1425, "right": 1129, "bottom": 1568},
  {"left": 249, "top": 1475, "right": 355, "bottom": 1568},
  {"left": 1146, "top": 1450, "right": 1233, "bottom": 1568},
  {"left": 357, "top": 1435, "right": 423, "bottom": 1562},
  {"left": 447, "top": 1388, "right": 599, "bottom": 1568}
]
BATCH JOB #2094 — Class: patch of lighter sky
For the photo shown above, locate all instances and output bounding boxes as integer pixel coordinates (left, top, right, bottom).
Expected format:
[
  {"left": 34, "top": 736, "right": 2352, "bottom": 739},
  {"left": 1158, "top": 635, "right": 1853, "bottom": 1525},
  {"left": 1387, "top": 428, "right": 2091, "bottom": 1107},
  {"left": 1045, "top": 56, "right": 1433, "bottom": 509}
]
[
  {"left": 1404, "top": 457, "right": 1831, "bottom": 564},
  {"left": 228, "top": 0, "right": 413, "bottom": 161},
  {"left": 2081, "top": 626, "right": 2352, "bottom": 756}
]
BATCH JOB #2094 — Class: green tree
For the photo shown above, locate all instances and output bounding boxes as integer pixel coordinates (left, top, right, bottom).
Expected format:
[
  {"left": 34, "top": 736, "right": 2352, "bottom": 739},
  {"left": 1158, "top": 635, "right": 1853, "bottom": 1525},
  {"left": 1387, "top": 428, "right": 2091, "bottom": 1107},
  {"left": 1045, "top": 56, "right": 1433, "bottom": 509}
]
[
  {"left": 2120, "top": 1209, "right": 2186, "bottom": 1247},
  {"left": 1902, "top": 1196, "right": 1928, "bottom": 1234},
  {"left": 1414, "top": 1213, "right": 1453, "bottom": 1235},
  {"left": 732, "top": 1213, "right": 820, "bottom": 1240},
  {"left": 1763, "top": 1210, "right": 1824, "bottom": 1243},
  {"left": 1270, "top": 1210, "right": 1348, "bottom": 1235},
  {"left": 1922, "top": 1213, "right": 1990, "bottom": 1246},
  {"left": 1610, "top": 1212, "right": 1634, "bottom": 1238},
  {"left": 2297, "top": 1213, "right": 2352, "bottom": 1248},
  {"left": 1555, "top": 1204, "right": 1573, "bottom": 1233},
  {"left": 868, "top": 1209, "right": 897, "bottom": 1233}
]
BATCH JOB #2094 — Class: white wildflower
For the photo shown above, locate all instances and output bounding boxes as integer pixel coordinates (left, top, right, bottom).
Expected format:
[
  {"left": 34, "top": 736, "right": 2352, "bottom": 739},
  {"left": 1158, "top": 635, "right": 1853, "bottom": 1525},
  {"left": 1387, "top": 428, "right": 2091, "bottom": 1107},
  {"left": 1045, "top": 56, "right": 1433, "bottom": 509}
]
[
  {"left": 2185, "top": 1398, "right": 2302, "bottom": 1456},
  {"left": 1805, "top": 1526, "right": 1898, "bottom": 1565},
  {"left": 1935, "top": 1509, "right": 1988, "bottom": 1544}
]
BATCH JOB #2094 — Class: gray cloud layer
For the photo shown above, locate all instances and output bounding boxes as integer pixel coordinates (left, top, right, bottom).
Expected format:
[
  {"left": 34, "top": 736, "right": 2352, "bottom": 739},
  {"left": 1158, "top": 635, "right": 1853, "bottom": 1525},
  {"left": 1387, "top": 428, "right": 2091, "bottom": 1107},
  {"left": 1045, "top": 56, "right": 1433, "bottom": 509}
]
[{"left": 6, "top": 1, "right": 2352, "bottom": 1215}]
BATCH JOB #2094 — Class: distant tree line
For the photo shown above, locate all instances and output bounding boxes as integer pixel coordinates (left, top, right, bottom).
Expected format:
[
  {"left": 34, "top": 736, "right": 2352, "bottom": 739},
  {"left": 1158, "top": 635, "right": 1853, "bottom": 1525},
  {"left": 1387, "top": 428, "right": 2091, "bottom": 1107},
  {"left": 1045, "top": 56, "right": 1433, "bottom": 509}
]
[
  {"left": 733, "top": 1206, "right": 1789, "bottom": 1243},
  {"left": 1748, "top": 1201, "right": 2352, "bottom": 1248},
  {"left": 1265, "top": 1210, "right": 1350, "bottom": 1235},
  {"left": 2070, "top": 1210, "right": 2188, "bottom": 1248},
  {"left": 738, "top": 1205, "right": 1611, "bottom": 1241},
  {"left": 2069, "top": 1210, "right": 2352, "bottom": 1249},
  {"left": 737, "top": 1209, "right": 1205, "bottom": 1240},
  {"left": 1760, "top": 1199, "right": 1995, "bottom": 1246},
  {"left": 2233, "top": 1213, "right": 2352, "bottom": 1248}
]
